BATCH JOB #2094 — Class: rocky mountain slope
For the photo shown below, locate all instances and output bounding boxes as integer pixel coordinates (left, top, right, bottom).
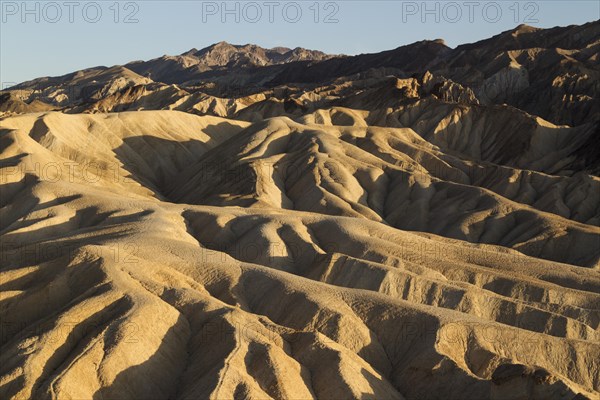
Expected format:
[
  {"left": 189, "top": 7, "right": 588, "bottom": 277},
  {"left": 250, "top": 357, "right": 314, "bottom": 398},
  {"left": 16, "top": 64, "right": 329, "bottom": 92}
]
[
  {"left": 3, "top": 21, "right": 598, "bottom": 126},
  {"left": 0, "top": 22, "right": 599, "bottom": 400}
]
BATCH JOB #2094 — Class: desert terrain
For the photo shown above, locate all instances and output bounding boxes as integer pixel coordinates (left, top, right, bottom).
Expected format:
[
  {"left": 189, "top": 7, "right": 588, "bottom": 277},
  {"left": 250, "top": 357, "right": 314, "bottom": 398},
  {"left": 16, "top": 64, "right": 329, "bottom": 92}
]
[{"left": 0, "top": 22, "right": 599, "bottom": 399}]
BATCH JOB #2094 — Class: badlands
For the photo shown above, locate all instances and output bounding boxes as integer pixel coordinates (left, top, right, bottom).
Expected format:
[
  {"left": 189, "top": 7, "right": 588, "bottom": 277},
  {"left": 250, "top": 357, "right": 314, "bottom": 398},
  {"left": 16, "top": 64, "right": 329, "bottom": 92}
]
[{"left": 0, "top": 22, "right": 599, "bottom": 399}]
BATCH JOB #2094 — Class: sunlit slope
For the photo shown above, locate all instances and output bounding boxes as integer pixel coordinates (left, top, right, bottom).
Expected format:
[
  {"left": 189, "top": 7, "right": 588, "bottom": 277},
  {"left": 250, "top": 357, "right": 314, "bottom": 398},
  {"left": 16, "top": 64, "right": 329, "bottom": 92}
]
[{"left": 1, "top": 111, "right": 598, "bottom": 399}]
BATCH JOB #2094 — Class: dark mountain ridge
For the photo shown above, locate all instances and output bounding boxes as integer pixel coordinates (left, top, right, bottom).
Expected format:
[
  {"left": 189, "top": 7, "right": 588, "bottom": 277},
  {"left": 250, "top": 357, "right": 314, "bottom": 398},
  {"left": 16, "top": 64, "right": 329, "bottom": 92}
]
[{"left": 2, "top": 21, "right": 599, "bottom": 126}]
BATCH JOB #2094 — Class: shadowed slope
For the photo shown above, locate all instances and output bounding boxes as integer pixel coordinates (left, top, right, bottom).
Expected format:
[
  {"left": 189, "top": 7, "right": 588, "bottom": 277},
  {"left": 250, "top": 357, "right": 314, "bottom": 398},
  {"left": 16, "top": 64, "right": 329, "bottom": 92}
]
[{"left": 1, "top": 108, "right": 598, "bottom": 399}]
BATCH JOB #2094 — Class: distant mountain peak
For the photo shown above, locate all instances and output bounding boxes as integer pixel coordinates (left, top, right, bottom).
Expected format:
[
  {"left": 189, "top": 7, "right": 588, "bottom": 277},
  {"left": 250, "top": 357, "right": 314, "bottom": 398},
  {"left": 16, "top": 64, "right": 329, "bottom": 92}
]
[
  {"left": 512, "top": 24, "right": 540, "bottom": 34},
  {"left": 271, "top": 46, "right": 293, "bottom": 54},
  {"left": 176, "top": 41, "right": 336, "bottom": 68},
  {"left": 505, "top": 24, "right": 543, "bottom": 39},
  {"left": 5, "top": 22, "right": 597, "bottom": 129},
  {"left": 181, "top": 48, "right": 198, "bottom": 56}
]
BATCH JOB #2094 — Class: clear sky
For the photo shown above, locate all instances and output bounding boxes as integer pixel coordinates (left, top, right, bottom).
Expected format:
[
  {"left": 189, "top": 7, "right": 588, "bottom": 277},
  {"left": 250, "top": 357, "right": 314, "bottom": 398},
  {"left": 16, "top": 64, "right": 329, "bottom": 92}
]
[{"left": 1, "top": 0, "right": 599, "bottom": 86}]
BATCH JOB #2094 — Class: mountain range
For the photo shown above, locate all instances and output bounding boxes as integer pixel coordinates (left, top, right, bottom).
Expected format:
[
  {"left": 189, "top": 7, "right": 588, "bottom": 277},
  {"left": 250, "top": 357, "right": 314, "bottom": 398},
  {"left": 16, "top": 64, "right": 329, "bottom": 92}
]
[{"left": 0, "top": 21, "right": 599, "bottom": 400}]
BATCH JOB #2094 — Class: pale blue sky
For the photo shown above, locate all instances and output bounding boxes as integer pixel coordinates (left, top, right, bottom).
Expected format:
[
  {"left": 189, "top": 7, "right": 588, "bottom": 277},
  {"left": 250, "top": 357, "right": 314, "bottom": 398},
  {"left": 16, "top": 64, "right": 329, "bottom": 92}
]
[{"left": 1, "top": 1, "right": 599, "bottom": 86}]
